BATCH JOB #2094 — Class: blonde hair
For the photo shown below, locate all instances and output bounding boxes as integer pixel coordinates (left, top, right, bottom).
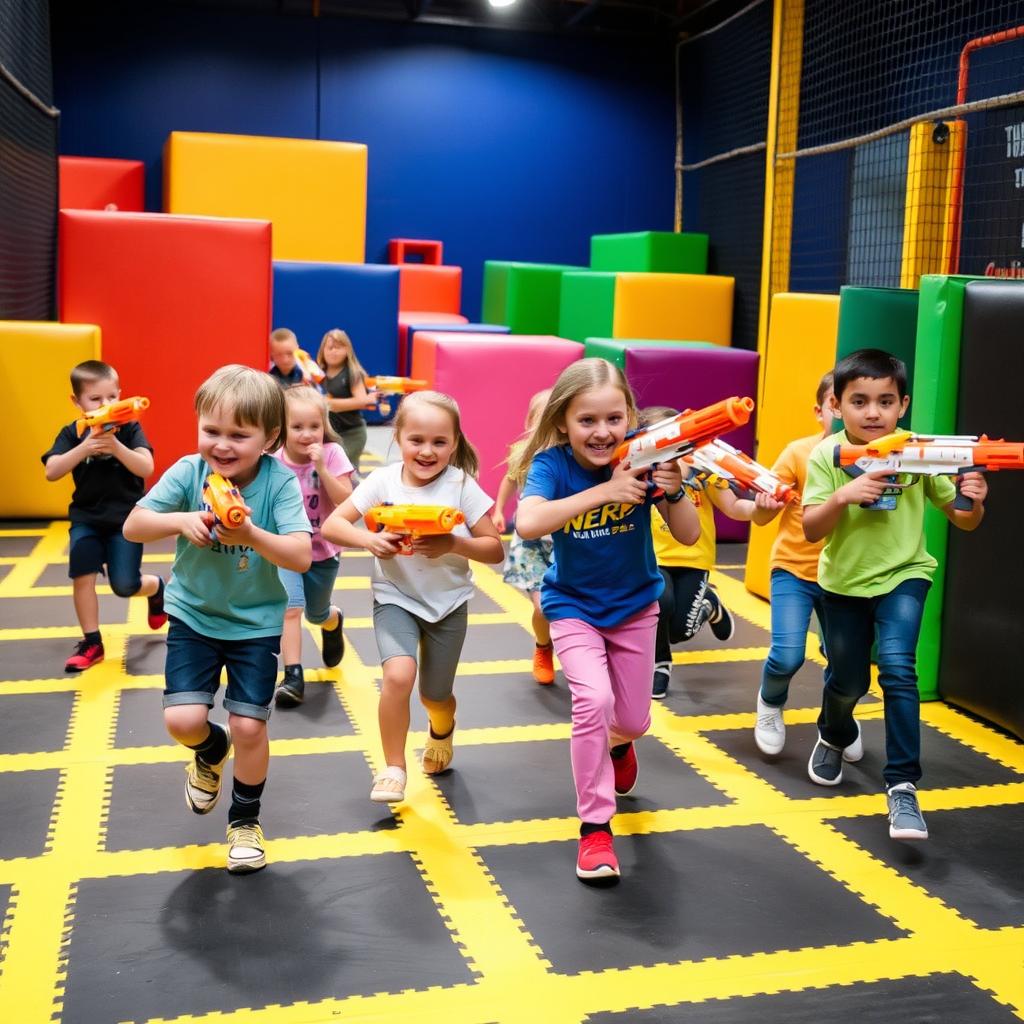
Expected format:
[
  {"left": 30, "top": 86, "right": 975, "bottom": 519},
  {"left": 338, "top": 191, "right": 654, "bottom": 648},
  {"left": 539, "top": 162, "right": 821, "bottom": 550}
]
[
  {"left": 317, "top": 328, "right": 366, "bottom": 383},
  {"left": 502, "top": 388, "right": 552, "bottom": 472},
  {"left": 270, "top": 327, "right": 297, "bottom": 349},
  {"left": 508, "top": 358, "right": 636, "bottom": 485},
  {"left": 194, "top": 364, "right": 286, "bottom": 453},
  {"left": 394, "top": 390, "right": 480, "bottom": 478},
  {"left": 282, "top": 384, "right": 341, "bottom": 445}
]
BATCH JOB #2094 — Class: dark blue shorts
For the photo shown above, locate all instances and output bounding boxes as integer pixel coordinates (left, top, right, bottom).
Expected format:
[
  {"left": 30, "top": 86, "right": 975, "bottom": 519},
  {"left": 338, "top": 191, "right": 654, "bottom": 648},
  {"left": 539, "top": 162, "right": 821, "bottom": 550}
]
[
  {"left": 68, "top": 521, "right": 143, "bottom": 598},
  {"left": 163, "top": 616, "right": 280, "bottom": 720}
]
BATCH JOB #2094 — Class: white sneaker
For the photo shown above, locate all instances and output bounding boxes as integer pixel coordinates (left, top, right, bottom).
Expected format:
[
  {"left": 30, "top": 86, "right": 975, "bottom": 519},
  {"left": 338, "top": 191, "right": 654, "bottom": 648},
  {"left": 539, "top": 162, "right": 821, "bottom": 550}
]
[
  {"left": 843, "top": 720, "right": 864, "bottom": 763},
  {"left": 754, "top": 695, "right": 786, "bottom": 755}
]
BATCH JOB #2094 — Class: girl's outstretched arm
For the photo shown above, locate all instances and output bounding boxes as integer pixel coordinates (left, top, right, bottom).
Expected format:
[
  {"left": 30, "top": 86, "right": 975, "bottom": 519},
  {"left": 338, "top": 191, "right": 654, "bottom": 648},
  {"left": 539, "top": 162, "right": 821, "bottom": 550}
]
[
  {"left": 412, "top": 512, "right": 504, "bottom": 563},
  {"left": 322, "top": 498, "right": 404, "bottom": 558}
]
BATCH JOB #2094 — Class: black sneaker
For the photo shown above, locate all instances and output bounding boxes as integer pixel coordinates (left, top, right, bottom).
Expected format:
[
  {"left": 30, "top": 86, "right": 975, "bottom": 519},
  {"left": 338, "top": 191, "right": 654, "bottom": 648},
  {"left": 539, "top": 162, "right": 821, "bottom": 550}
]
[
  {"left": 652, "top": 661, "right": 671, "bottom": 699},
  {"left": 275, "top": 667, "right": 305, "bottom": 708},
  {"left": 706, "top": 589, "right": 735, "bottom": 642},
  {"left": 808, "top": 735, "right": 843, "bottom": 786},
  {"left": 321, "top": 609, "right": 345, "bottom": 668}
]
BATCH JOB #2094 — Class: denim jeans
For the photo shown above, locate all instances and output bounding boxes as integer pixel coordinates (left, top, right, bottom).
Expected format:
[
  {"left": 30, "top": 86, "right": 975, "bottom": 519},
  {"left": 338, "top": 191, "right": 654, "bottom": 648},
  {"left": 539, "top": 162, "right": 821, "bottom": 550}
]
[
  {"left": 68, "top": 521, "right": 143, "bottom": 597},
  {"left": 818, "top": 577, "right": 930, "bottom": 788},
  {"left": 760, "top": 569, "right": 830, "bottom": 706}
]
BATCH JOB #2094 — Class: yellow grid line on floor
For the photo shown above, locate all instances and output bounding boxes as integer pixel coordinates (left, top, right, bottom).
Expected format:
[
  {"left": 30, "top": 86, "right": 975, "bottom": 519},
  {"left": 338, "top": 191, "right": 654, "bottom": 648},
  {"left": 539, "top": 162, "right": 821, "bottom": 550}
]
[{"left": 0, "top": 528, "right": 1021, "bottom": 1023}]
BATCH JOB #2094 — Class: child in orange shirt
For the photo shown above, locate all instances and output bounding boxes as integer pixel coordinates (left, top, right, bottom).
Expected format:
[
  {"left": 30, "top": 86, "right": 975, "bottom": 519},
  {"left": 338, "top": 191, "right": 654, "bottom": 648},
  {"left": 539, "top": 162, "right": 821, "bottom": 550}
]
[{"left": 751, "top": 372, "right": 834, "bottom": 755}]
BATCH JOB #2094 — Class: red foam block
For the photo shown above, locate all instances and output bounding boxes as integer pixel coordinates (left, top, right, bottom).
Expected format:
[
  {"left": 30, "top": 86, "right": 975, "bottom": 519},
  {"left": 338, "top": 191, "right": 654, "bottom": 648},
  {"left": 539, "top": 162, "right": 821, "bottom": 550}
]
[
  {"left": 59, "top": 156, "right": 145, "bottom": 212},
  {"left": 398, "top": 264, "right": 461, "bottom": 314},
  {"left": 59, "top": 210, "right": 272, "bottom": 479}
]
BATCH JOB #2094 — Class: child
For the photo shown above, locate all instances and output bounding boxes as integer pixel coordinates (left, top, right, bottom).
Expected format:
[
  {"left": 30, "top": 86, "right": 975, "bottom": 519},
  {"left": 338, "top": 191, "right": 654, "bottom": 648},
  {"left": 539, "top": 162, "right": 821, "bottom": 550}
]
[
  {"left": 123, "top": 365, "right": 312, "bottom": 873},
  {"left": 491, "top": 388, "right": 555, "bottom": 684},
  {"left": 271, "top": 386, "right": 355, "bottom": 707},
  {"left": 802, "top": 349, "right": 986, "bottom": 841},
  {"left": 750, "top": 372, "right": 835, "bottom": 756},
  {"left": 269, "top": 328, "right": 306, "bottom": 388},
  {"left": 321, "top": 391, "right": 503, "bottom": 804},
  {"left": 317, "top": 329, "right": 377, "bottom": 473},
  {"left": 512, "top": 359, "right": 699, "bottom": 883},
  {"left": 42, "top": 360, "right": 166, "bottom": 672},
  {"left": 638, "top": 406, "right": 747, "bottom": 700}
]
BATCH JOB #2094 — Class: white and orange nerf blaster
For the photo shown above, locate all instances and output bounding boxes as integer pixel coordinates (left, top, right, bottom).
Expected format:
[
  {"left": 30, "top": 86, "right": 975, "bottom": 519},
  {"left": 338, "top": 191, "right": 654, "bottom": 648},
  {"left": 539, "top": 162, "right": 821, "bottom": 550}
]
[
  {"left": 834, "top": 429, "right": 1024, "bottom": 510},
  {"left": 611, "top": 396, "right": 755, "bottom": 496},
  {"left": 202, "top": 473, "right": 248, "bottom": 528},
  {"left": 687, "top": 438, "right": 798, "bottom": 504},
  {"left": 363, "top": 376, "right": 428, "bottom": 416},
  {"left": 364, "top": 503, "right": 464, "bottom": 555},
  {"left": 75, "top": 395, "right": 150, "bottom": 437},
  {"left": 294, "top": 348, "right": 325, "bottom": 387}
]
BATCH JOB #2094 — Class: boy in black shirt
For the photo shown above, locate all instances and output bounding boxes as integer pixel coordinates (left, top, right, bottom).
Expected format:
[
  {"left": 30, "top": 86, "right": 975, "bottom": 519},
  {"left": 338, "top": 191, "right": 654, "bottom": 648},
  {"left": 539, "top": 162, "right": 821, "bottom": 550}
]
[{"left": 42, "top": 360, "right": 166, "bottom": 671}]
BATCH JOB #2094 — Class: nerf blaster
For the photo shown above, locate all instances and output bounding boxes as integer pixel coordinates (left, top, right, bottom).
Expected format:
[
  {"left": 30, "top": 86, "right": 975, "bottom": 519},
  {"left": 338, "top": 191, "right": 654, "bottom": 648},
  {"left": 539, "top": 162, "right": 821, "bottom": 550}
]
[
  {"left": 202, "top": 473, "right": 248, "bottom": 528},
  {"left": 687, "top": 438, "right": 798, "bottom": 504},
  {"left": 294, "top": 348, "right": 325, "bottom": 387},
  {"left": 364, "top": 376, "right": 428, "bottom": 416},
  {"left": 364, "top": 503, "right": 465, "bottom": 555},
  {"left": 75, "top": 396, "right": 150, "bottom": 437},
  {"left": 835, "top": 430, "right": 1024, "bottom": 510},
  {"left": 611, "top": 397, "right": 755, "bottom": 496}
]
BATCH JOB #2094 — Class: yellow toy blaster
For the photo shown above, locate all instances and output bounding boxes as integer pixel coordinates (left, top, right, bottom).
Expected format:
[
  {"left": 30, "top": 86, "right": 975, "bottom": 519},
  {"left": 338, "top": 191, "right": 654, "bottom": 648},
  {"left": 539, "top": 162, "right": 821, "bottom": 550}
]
[
  {"left": 202, "top": 473, "right": 248, "bottom": 528},
  {"left": 686, "top": 438, "right": 798, "bottom": 504},
  {"left": 364, "top": 376, "right": 428, "bottom": 416},
  {"left": 364, "top": 503, "right": 465, "bottom": 555},
  {"left": 75, "top": 395, "right": 150, "bottom": 437},
  {"left": 294, "top": 348, "right": 325, "bottom": 387},
  {"left": 835, "top": 429, "right": 1024, "bottom": 510}
]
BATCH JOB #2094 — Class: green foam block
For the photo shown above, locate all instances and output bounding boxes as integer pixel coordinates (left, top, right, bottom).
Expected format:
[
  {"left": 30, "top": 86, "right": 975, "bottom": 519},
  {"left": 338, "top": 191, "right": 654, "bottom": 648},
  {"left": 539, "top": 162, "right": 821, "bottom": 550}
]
[
  {"left": 481, "top": 261, "right": 582, "bottom": 334},
  {"left": 583, "top": 337, "right": 716, "bottom": 370},
  {"left": 590, "top": 231, "right": 709, "bottom": 274},
  {"left": 559, "top": 271, "right": 618, "bottom": 343}
]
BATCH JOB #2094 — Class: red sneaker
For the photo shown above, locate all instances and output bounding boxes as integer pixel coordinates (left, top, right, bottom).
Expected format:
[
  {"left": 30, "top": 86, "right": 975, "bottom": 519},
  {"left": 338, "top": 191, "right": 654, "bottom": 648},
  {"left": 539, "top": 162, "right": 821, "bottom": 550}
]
[
  {"left": 576, "top": 831, "right": 620, "bottom": 881},
  {"left": 147, "top": 580, "right": 167, "bottom": 630},
  {"left": 65, "top": 640, "right": 104, "bottom": 672},
  {"left": 612, "top": 742, "right": 638, "bottom": 796},
  {"left": 532, "top": 644, "right": 555, "bottom": 685}
]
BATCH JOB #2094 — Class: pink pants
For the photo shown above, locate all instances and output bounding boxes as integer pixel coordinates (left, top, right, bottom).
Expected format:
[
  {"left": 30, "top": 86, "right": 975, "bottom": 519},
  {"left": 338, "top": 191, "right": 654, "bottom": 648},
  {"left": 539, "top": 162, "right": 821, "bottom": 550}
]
[{"left": 549, "top": 602, "right": 659, "bottom": 824}]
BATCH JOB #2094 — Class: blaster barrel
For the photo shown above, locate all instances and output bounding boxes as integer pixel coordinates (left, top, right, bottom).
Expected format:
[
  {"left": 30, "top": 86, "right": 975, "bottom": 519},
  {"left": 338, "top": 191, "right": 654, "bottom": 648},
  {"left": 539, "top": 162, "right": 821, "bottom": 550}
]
[
  {"left": 689, "top": 438, "right": 798, "bottom": 503},
  {"left": 76, "top": 395, "right": 150, "bottom": 436},
  {"left": 203, "top": 473, "right": 247, "bottom": 528},
  {"left": 364, "top": 504, "right": 465, "bottom": 554},
  {"left": 364, "top": 376, "right": 428, "bottom": 395}
]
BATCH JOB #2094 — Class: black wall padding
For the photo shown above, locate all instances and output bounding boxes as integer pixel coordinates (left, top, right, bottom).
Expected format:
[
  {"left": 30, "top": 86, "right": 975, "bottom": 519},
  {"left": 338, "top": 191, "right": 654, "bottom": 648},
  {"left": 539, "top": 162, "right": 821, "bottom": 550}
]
[{"left": 939, "top": 280, "right": 1024, "bottom": 740}]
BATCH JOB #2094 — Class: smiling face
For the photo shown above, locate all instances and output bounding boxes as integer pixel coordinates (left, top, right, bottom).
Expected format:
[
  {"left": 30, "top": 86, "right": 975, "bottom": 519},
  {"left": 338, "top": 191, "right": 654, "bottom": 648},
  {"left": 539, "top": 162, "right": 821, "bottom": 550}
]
[
  {"left": 559, "top": 383, "right": 629, "bottom": 471},
  {"left": 832, "top": 376, "right": 909, "bottom": 445},
  {"left": 396, "top": 402, "right": 456, "bottom": 487},
  {"left": 198, "top": 401, "right": 274, "bottom": 488},
  {"left": 73, "top": 375, "right": 120, "bottom": 414},
  {"left": 283, "top": 397, "right": 325, "bottom": 463}
]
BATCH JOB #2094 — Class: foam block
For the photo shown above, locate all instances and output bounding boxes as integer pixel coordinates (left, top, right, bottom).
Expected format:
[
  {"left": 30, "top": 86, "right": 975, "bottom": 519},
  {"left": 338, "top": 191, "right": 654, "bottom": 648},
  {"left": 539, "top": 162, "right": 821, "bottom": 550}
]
[
  {"left": 59, "top": 210, "right": 272, "bottom": 479},
  {"left": 613, "top": 273, "right": 734, "bottom": 345},
  {"left": 410, "top": 333, "right": 583, "bottom": 510},
  {"left": 482, "top": 261, "right": 582, "bottom": 334},
  {"left": 623, "top": 345, "right": 759, "bottom": 541},
  {"left": 1, "top": 320, "right": 100, "bottom": 518},
  {"left": 397, "top": 312, "right": 468, "bottom": 375},
  {"left": 559, "top": 272, "right": 617, "bottom": 343},
  {"left": 388, "top": 239, "right": 443, "bottom": 265},
  {"left": 583, "top": 338, "right": 716, "bottom": 369},
  {"left": 744, "top": 293, "right": 840, "bottom": 599},
  {"left": 590, "top": 231, "right": 709, "bottom": 274},
  {"left": 273, "top": 262, "right": 400, "bottom": 424},
  {"left": 398, "top": 265, "right": 461, "bottom": 314},
  {"left": 59, "top": 156, "right": 144, "bottom": 212},
  {"left": 404, "top": 322, "right": 509, "bottom": 375},
  {"left": 164, "top": 131, "right": 367, "bottom": 263}
]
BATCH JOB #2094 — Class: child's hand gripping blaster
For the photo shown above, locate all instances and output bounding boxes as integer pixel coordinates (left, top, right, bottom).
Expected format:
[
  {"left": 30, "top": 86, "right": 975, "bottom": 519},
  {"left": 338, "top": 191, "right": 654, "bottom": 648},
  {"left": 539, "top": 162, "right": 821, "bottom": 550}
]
[
  {"left": 835, "top": 430, "right": 1024, "bottom": 510},
  {"left": 75, "top": 396, "right": 150, "bottom": 437},
  {"left": 611, "top": 396, "right": 755, "bottom": 496},
  {"left": 363, "top": 376, "right": 428, "bottom": 417},
  {"left": 364, "top": 503, "right": 465, "bottom": 555},
  {"left": 294, "top": 348, "right": 325, "bottom": 387},
  {"left": 686, "top": 438, "right": 798, "bottom": 504},
  {"left": 202, "top": 473, "right": 248, "bottom": 528}
]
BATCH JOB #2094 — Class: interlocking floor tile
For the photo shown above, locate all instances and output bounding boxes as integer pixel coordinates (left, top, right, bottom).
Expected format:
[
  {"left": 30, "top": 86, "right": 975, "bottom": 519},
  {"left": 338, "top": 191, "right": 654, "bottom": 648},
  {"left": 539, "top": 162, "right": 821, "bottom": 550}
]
[
  {"left": 0, "top": 769, "right": 60, "bottom": 859},
  {"left": 0, "top": 693, "right": 75, "bottom": 753}
]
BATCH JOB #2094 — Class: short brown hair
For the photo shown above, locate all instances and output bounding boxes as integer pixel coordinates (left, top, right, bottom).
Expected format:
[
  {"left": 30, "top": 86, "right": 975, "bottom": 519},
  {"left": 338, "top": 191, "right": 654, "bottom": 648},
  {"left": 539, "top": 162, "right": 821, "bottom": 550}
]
[
  {"left": 70, "top": 359, "right": 117, "bottom": 397},
  {"left": 194, "top": 364, "right": 286, "bottom": 453}
]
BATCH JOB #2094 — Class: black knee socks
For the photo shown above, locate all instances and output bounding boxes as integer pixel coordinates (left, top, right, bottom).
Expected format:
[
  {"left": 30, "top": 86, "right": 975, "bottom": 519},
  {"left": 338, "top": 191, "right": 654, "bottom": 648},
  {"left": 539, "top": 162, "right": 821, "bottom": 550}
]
[
  {"left": 188, "top": 722, "right": 229, "bottom": 766},
  {"left": 229, "top": 778, "right": 266, "bottom": 825}
]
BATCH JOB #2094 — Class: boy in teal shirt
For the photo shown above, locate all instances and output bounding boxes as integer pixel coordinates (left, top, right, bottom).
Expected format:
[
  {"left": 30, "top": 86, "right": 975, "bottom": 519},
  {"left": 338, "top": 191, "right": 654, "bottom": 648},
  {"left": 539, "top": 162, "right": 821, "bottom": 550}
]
[{"left": 802, "top": 349, "right": 987, "bottom": 840}]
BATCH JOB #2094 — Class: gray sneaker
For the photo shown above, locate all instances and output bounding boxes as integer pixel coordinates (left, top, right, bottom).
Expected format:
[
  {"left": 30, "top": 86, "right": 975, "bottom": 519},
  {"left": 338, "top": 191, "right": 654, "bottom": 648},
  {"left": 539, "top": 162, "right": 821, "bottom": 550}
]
[
  {"left": 808, "top": 735, "right": 843, "bottom": 786},
  {"left": 887, "top": 782, "right": 928, "bottom": 840}
]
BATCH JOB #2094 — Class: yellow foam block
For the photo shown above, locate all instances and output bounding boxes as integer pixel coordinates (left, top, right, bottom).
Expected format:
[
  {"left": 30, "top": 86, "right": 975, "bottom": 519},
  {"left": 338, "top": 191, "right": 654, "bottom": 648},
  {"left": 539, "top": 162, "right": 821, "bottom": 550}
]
[
  {"left": 612, "top": 273, "right": 734, "bottom": 345},
  {"left": 1, "top": 321, "right": 101, "bottom": 518},
  {"left": 164, "top": 131, "right": 367, "bottom": 263},
  {"left": 745, "top": 293, "right": 839, "bottom": 598}
]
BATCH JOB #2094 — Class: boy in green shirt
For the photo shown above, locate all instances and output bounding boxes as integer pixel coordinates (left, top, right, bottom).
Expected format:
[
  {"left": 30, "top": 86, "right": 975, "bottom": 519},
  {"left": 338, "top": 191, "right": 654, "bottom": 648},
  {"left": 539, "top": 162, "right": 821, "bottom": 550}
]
[{"left": 802, "top": 349, "right": 987, "bottom": 840}]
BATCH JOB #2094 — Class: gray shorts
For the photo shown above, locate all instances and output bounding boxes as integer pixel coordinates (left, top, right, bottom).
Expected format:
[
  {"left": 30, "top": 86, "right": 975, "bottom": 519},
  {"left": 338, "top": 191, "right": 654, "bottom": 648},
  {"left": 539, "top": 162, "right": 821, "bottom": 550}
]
[{"left": 372, "top": 600, "right": 468, "bottom": 702}]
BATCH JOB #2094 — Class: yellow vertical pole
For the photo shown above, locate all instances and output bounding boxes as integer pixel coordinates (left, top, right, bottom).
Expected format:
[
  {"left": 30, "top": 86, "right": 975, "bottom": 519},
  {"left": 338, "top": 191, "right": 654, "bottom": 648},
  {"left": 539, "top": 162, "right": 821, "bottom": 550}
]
[{"left": 756, "top": 0, "right": 804, "bottom": 411}]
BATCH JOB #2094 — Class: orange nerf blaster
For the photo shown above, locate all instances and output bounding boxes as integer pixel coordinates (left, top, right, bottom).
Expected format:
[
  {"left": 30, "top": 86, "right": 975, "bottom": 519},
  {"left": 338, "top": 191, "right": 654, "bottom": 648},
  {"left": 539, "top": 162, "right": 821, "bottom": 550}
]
[
  {"left": 75, "top": 395, "right": 150, "bottom": 437},
  {"left": 686, "top": 438, "right": 798, "bottom": 504},
  {"left": 294, "top": 348, "right": 325, "bottom": 387},
  {"left": 202, "top": 473, "right": 248, "bottom": 528},
  {"left": 611, "top": 397, "right": 755, "bottom": 497},
  {"left": 364, "top": 376, "right": 428, "bottom": 416},
  {"left": 835, "top": 430, "right": 1024, "bottom": 510},
  {"left": 364, "top": 503, "right": 465, "bottom": 555}
]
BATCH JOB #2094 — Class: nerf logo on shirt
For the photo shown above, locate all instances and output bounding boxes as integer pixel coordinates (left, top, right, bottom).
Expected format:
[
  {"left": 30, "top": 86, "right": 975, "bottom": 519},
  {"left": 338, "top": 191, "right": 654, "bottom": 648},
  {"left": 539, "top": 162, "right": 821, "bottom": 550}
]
[{"left": 563, "top": 502, "right": 638, "bottom": 538}]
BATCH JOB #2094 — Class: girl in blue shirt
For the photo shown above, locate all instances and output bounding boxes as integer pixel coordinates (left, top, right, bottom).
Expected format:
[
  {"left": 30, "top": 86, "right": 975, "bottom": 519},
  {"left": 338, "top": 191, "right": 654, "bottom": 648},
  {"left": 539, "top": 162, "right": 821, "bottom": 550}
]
[{"left": 512, "top": 358, "right": 699, "bottom": 884}]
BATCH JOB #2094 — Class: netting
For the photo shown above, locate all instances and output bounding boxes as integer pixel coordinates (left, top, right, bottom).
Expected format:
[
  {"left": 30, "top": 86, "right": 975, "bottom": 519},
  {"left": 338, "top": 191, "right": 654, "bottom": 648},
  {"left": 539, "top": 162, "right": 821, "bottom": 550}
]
[
  {"left": 771, "top": 0, "right": 1024, "bottom": 297},
  {"left": 0, "top": 0, "right": 58, "bottom": 321},
  {"left": 677, "top": 0, "right": 772, "bottom": 350}
]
